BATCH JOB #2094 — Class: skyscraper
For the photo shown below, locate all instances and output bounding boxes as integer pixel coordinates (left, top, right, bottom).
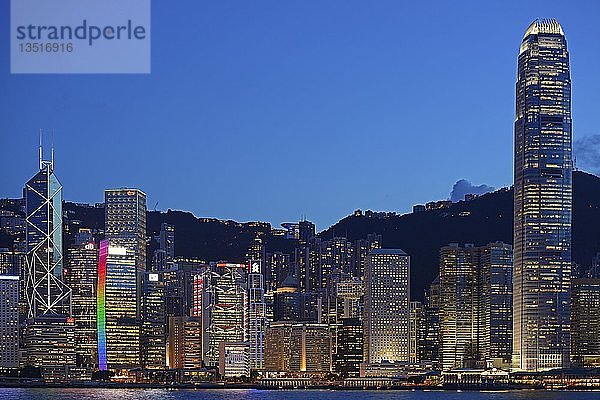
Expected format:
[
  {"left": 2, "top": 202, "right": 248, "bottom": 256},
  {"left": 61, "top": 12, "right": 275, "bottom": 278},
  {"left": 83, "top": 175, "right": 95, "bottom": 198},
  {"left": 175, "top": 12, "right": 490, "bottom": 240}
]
[
  {"left": 141, "top": 271, "right": 166, "bottom": 369},
  {"left": 66, "top": 241, "right": 98, "bottom": 372},
  {"left": 24, "top": 144, "right": 71, "bottom": 318},
  {"left": 482, "top": 242, "right": 513, "bottom": 367},
  {"left": 513, "top": 18, "right": 572, "bottom": 371},
  {"left": 0, "top": 248, "right": 25, "bottom": 276},
  {"left": 333, "top": 317, "right": 363, "bottom": 378},
  {"left": 570, "top": 278, "right": 600, "bottom": 366},
  {"left": 0, "top": 275, "right": 19, "bottom": 369},
  {"left": 439, "top": 242, "right": 513, "bottom": 370},
  {"left": 23, "top": 142, "right": 74, "bottom": 380},
  {"left": 439, "top": 244, "right": 483, "bottom": 370},
  {"left": 194, "top": 262, "right": 247, "bottom": 367},
  {"left": 363, "top": 249, "right": 410, "bottom": 364},
  {"left": 247, "top": 260, "right": 267, "bottom": 370},
  {"left": 159, "top": 223, "right": 175, "bottom": 263},
  {"left": 104, "top": 188, "right": 147, "bottom": 277},
  {"left": 97, "top": 240, "right": 140, "bottom": 371}
]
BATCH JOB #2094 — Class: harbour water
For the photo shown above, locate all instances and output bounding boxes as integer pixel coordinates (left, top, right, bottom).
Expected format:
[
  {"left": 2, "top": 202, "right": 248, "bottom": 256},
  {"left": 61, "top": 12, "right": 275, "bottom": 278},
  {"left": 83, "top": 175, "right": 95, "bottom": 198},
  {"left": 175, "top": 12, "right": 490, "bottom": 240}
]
[{"left": 2, "top": 389, "right": 600, "bottom": 400}]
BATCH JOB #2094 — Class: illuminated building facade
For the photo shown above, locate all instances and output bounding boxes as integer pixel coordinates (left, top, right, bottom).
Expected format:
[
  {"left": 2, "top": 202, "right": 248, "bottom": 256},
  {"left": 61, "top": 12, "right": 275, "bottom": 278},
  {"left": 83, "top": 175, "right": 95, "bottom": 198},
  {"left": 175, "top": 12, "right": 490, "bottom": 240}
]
[
  {"left": 104, "top": 188, "right": 147, "bottom": 313},
  {"left": 290, "top": 323, "right": 330, "bottom": 372},
  {"left": 219, "top": 341, "right": 250, "bottom": 378},
  {"left": 335, "top": 278, "right": 363, "bottom": 320},
  {"left": 363, "top": 249, "right": 410, "bottom": 364},
  {"left": 23, "top": 145, "right": 74, "bottom": 379},
  {"left": 24, "top": 148, "right": 71, "bottom": 318},
  {"left": 97, "top": 240, "right": 140, "bottom": 370},
  {"left": 513, "top": 18, "right": 572, "bottom": 371},
  {"left": 167, "top": 316, "right": 185, "bottom": 369},
  {"left": 195, "top": 262, "right": 247, "bottom": 367},
  {"left": 66, "top": 242, "right": 98, "bottom": 371},
  {"left": 159, "top": 223, "right": 175, "bottom": 263},
  {"left": 0, "top": 248, "right": 24, "bottom": 276},
  {"left": 439, "top": 242, "right": 513, "bottom": 370},
  {"left": 422, "top": 276, "right": 440, "bottom": 366},
  {"left": 409, "top": 301, "right": 424, "bottom": 364},
  {"left": 24, "top": 316, "right": 76, "bottom": 382},
  {"left": 333, "top": 317, "right": 363, "bottom": 378},
  {"left": 247, "top": 260, "right": 267, "bottom": 370},
  {"left": 0, "top": 276, "right": 19, "bottom": 368},
  {"left": 439, "top": 244, "right": 484, "bottom": 370},
  {"left": 183, "top": 317, "right": 203, "bottom": 369},
  {"left": 482, "top": 242, "right": 513, "bottom": 367},
  {"left": 141, "top": 271, "right": 166, "bottom": 369},
  {"left": 264, "top": 322, "right": 292, "bottom": 372},
  {"left": 571, "top": 278, "right": 600, "bottom": 366}
]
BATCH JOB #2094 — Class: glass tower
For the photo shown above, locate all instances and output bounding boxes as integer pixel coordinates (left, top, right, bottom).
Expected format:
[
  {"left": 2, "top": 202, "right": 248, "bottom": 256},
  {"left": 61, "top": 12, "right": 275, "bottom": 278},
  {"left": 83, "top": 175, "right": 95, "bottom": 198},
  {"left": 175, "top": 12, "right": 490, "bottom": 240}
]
[
  {"left": 513, "top": 18, "right": 572, "bottom": 371},
  {"left": 24, "top": 144, "right": 71, "bottom": 318}
]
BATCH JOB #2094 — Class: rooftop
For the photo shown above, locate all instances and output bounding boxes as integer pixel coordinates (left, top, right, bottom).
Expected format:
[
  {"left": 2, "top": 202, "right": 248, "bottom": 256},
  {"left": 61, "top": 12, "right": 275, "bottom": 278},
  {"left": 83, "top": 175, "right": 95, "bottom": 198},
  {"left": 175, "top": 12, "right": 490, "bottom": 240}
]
[
  {"left": 371, "top": 248, "right": 407, "bottom": 256},
  {"left": 523, "top": 18, "right": 564, "bottom": 40}
]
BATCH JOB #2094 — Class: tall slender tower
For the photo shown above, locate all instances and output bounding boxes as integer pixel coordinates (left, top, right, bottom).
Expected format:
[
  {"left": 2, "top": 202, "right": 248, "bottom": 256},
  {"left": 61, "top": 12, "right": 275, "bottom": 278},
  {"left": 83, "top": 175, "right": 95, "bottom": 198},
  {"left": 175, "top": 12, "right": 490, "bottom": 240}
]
[
  {"left": 24, "top": 138, "right": 71, "bottom": 318},
  {"left": 513, "top": 19, "right": 572, "bottom": 371},
  {"left": 247, "top": 259, "right": 267, "bottom": 370}
]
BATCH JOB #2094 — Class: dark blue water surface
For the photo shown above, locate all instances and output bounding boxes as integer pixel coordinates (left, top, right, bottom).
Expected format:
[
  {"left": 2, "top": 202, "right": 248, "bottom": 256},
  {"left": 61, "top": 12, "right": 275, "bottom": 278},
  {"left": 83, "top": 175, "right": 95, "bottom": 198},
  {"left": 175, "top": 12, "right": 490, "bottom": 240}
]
[{"left": 2, "top": 389, "right": 600, "bottom": 400}]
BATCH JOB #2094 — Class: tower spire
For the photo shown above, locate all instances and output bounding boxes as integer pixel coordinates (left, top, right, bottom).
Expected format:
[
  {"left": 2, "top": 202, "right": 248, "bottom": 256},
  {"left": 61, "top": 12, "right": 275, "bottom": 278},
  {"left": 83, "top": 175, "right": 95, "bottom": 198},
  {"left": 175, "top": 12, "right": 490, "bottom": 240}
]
[
  {"left": 38, "top": 128, "right": 43, "bottom": 170},
  {"left": 38, "top": 128, "right": 55, "bottom": 172}
]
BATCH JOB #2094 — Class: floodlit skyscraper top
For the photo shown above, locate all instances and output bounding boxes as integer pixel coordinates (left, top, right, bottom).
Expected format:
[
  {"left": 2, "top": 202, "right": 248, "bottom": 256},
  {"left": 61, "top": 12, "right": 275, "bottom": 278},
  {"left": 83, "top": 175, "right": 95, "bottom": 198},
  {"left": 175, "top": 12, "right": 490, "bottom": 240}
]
[{"left": 513, "top": 18, "right": 572, "bottom": 371}]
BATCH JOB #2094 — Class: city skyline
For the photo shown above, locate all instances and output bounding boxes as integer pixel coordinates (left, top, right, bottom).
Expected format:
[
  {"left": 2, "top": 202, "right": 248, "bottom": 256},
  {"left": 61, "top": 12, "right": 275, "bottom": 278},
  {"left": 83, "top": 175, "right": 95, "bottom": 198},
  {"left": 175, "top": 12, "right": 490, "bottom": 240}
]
[
  {"left": 3, "top": 2, "right": 600, "bottom": 390},
  {"left": 2, "top": 2, "right": 600, "bottom": 229}
]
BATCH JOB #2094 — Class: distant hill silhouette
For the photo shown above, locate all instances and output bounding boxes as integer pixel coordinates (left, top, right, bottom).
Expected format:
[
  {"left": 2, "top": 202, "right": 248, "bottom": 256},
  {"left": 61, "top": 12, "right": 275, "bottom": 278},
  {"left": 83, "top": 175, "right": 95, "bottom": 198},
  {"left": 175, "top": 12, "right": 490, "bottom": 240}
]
[
  {"left": 11, "top": 170, "right": 600, "bottom": 302},
  {"left": 321, "top": 170, "right": 600, "bottom": 300}
]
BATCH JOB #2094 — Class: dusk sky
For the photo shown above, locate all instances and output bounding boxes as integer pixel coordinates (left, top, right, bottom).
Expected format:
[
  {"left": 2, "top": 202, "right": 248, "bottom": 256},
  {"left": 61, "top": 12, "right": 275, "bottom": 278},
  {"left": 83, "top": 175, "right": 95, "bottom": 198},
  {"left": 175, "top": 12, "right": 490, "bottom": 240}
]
[{"left": 2, "top": 1, "right": 600, "bottom": 230}]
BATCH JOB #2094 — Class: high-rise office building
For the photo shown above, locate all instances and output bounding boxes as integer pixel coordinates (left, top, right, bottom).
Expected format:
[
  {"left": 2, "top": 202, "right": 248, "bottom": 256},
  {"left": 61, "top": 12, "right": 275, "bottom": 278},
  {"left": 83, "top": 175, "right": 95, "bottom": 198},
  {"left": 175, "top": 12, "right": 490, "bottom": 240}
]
[
  {"left": 104, "top": 188, "right": 147, "bottom": 292},
  {"left": 264, "top": 322, "right": 293, "bottom": 372},
  {"left": 219, "top": 342, "right": 251, "bottom": 378},
  {"left": 194, "top": 263, "right": 247, "bottom": 367},
  {"left": 183, "top": 317, "right": 203, "bottom": 369},
  {"left": 247, "top": 260, "right": 267, "bottom": 370},
  {"left": 0, "top": 276, "right": 19, "bottom": 368},
  {"left": 265, "top": 322, "right": 330, "bottom": 373},
  {"left": 166, "top": 316, "right": 185, "bottom": 369},
  {"left": 265, "top": 251, "right": 292, "bottom": 292},
  {"left": 335, "top": 278, "right": 363, "bottom": 320},
  {"left": 439, "top": 244, "right": 483, "bottom": 370},
  {"left": 159, "top": 223, "right": 175, "bottom": 263},
  {"left": 299, "top": 220, "right": 316, "bottom": 242},
  {"left": 439, "top": 243, "right": 513, "bottom": 370},
  {"left": 24, "top": 146, "right": 71, "bottom": 318},
  {"left": 363, "top": 249, "right": 410, "bottom": 364},
  {"left": 571, "top": 278, "right": 600, "bottom": 366},
  {"left": 97, "top": 240, "right": 140, "bottom": 371},
  {"left": 333, "top": 317, "right": 363, "bottom": 378},
  {"left": 23, "top": 144, "right": 73, "bottom": 379},
  {"left": 141, "top": 271, "right": 166, "bottom": 369},
  {"left": 482, "top": 242, "right": 513, "bottom": 367},
  {"left": 0, "top": 248, "right": 25, "bottom": 276},
  {"left": 290, "top": 323, "right": 330, "bottom": 372},
  {"left": 513, "top": 18, "right": 572, "bottom": 371},
  {"left": 409, "top": 301, "right": 424, "bottom": 364},
  {"left": 66, "top": 241, "right": 98, "bottom": 372},
  {"left": 422, "top": 276, "right": 441, "bottom": 367},
  {"left": 351, "top": 233, "right": 381, "bottom": 279},
  {"left": 24, "top": 316, "right": 76, "bottom": 382}
]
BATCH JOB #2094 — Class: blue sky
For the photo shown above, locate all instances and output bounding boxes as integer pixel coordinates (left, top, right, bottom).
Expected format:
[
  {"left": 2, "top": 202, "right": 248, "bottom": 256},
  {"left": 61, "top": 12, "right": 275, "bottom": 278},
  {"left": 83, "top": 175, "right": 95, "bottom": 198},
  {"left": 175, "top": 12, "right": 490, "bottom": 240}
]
[{"left": 1, "top": 1, "right": 600, "bottom": 229}]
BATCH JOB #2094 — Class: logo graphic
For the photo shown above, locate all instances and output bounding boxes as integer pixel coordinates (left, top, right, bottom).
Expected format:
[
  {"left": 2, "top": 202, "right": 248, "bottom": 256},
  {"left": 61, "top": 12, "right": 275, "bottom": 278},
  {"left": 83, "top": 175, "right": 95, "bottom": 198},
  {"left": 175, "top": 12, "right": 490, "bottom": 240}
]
[{"left": 11, "top": 0, "right": 151, "bottom": 74}]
